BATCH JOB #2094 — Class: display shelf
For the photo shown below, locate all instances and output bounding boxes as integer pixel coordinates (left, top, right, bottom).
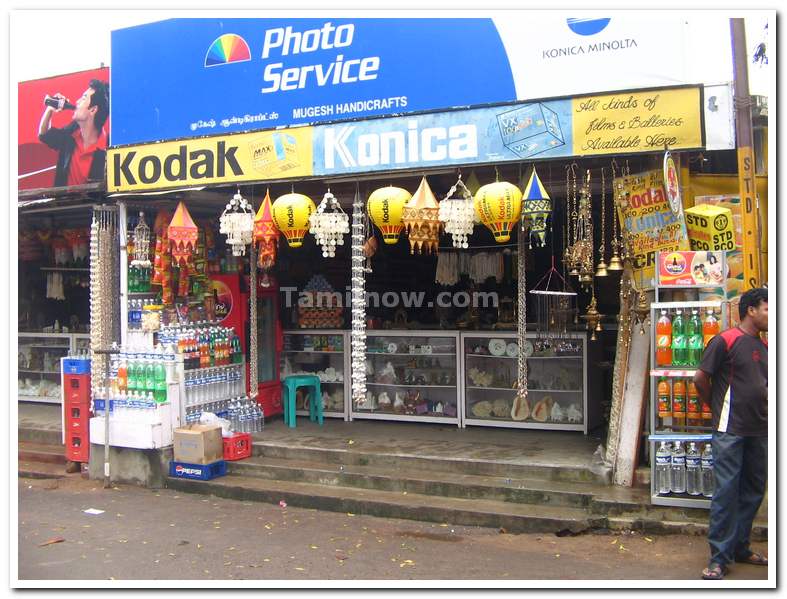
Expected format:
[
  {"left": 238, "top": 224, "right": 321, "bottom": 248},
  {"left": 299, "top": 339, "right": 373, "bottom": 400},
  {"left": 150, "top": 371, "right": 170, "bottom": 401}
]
[
  {"left": 649, "top": 252, "right": 729, "bottom": 510},
  {"left": 18, "top": 333, "right": 90, "bottom": 406},
  {"left": 366, "top": 352, "right": 456, "bottom": 357},
  {"left": 18, "top": 395, "right": 62, "bottom": 404},
  {"left": 367, "top": 382, "right": 455, "bottom": 389},
  {"left": 461, "top": 331, "right": 589, "bottom": 432},
  {"left": 650, "top": 368, "right": 699, "bottom": 377},
  {"left": 281, "top": 330, "right": 349, "bottom": 420},
  {"left": 18, "top": 369, "right": 60, "bottom": 375},
  {"left": 25, "top": 345, "right": 70, "bottom": 350},
  {"left": 40, "top": 267, "right": 90, "bottom": 272}
]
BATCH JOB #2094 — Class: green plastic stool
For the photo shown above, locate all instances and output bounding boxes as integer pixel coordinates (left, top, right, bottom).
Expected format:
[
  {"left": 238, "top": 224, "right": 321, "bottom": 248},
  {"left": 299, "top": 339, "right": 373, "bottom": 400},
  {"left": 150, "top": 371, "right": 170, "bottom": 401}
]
[{"left": 282, "top": 375, "right": 323, "bottom": 428}]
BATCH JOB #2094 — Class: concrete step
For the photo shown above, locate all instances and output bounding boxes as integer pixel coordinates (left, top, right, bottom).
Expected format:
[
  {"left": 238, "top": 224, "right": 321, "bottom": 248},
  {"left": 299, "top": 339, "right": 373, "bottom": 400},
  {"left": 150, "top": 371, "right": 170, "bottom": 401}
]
[
  {"left": 18, "top": 459, "right": 68, "bottom": 480},
  {"left": 606, "top": 516, "right": 767, "bottom": 541},
  {"left": 18, "top": 442, "right": 66, "bottom": 465},
  {"left": 251, "top": 441, "right": 609, "bottom": 484},
  {"left": 228, "top": 456, "right": 597, "bottom": 508},
  {"left": 18, "top": 427, "right": 62, "bottom": 446},
  {"left": 167, "top": 473, "right": 604, "bottom": 534}
]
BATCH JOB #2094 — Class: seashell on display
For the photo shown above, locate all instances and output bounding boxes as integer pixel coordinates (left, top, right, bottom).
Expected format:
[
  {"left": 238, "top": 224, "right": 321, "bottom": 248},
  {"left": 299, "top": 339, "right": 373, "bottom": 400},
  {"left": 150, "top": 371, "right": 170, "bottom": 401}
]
[
  {"left": 468, "top": 367, "right": 493, "bottom": 387},
  {"left": 531, "top": 396, "right": 554, "bottom": 422},
  {"left": 471, "top": 400, "right": 493, "bottom": 418},
  {"left": 566, "top": 404, "right": 582, "bottom": 423},
  {"left": 492, "top": 399, "right": 510, "bottom": 418},
  {"left": 378, "top": 392, "right": 391, "bottom": 407},
  {"left": 393, "top": 393, "right": 405, "bottom": 413},
  {"left": 511, "top": 394, "right": 530, "bottom": 421},
  {"left": 550, "top": 402, "right": 565, "bottom": 422}
]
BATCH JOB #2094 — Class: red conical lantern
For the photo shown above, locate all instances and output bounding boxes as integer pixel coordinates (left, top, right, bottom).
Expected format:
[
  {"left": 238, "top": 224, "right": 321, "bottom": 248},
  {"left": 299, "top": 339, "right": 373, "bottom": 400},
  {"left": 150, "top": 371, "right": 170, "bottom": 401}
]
[
  {"left": 254, "top": 189, "right": 280, "bottom": 270},
  {"left": 168, "top": 201, "right": 199, "bottom": 267}
]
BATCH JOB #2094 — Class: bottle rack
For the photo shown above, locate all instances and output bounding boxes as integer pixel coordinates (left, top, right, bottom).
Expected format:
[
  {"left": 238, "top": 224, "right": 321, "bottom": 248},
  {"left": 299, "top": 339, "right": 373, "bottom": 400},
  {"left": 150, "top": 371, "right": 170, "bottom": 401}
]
[{"left": 648, "top": 252, "right": 729, "bottom": 509}]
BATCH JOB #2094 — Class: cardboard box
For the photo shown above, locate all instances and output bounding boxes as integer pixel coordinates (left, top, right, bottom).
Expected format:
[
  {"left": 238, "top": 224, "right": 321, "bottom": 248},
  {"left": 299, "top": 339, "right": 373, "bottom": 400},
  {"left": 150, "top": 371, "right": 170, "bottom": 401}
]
[
  {"left": 695, "top": 195, "right": 743, "bottom": 247},
  {"left": 685, "top": 204, "right": 736, "bottom": 251},
  {"left": 173, "top": 424, "right": 224, "bottom": 465}
]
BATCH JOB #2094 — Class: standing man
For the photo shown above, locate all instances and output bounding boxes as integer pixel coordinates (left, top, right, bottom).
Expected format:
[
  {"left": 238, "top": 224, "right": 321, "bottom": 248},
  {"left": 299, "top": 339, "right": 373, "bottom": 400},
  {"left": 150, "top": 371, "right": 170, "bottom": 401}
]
[
  {"left": 38, "top": 79, "right": 109, "bottom": 187},
  {"left": 694, "top": 287, "right": 768, "bottom": 580}
]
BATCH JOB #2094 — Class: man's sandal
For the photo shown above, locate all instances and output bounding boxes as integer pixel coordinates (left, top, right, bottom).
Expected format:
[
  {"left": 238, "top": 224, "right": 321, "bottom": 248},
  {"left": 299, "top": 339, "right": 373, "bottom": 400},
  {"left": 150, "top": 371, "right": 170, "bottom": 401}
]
[
  {"left": 735, "top": 551, "right": 768, "bottom": 566},
  {"left": 701, "top": 563, "right": 728, "bottom": 580}
]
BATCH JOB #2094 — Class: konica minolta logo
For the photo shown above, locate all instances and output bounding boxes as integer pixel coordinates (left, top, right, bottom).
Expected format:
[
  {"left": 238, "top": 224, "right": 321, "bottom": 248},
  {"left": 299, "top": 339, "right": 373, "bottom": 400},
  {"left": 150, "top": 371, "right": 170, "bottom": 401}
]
[{"left": 542, "top": 18, "right": 637, "bottom": 59}]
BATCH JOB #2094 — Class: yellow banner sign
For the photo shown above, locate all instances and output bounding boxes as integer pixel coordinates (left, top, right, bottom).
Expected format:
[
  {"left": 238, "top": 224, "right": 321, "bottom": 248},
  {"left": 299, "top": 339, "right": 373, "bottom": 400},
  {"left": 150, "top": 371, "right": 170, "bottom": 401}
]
[
  {"left": 572, "top": 87, "right": 703, "bottom": 156},
  {"left": 108, "top": 128, "right": 313, "bottom": 192},
  {"left": 615, "top": 169, "right": 690, "bottom": 287}
]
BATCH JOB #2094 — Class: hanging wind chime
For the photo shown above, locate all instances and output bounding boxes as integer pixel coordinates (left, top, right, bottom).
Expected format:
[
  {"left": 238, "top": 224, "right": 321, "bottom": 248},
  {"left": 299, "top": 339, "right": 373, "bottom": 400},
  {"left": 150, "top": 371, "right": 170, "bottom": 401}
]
[
  {"left": 438, "top": 174, "right": 475, "bottom": 249},
  {"left": 565, "top": 169, "right": 595, "bottom": 289},
  {"left": 581, "top": 288, "right": 604, "bottom": 341},
  {"left": 219, "top": 190, "right": 255, "bottom": 257},
  {"left": 529, "top": 257, "right": 577, "bottom": 342},
  {"left": 309, "top": 189, "right": 350, "bottom": 258},
  {"left": 131, "top": 211, "right": 151, "bottom": 267},
  {"left": 607, "top": 161, "right": 625, "bottom": 271},
  {"left": 595, "top": 168, "right": 609, "bottom": 277}
]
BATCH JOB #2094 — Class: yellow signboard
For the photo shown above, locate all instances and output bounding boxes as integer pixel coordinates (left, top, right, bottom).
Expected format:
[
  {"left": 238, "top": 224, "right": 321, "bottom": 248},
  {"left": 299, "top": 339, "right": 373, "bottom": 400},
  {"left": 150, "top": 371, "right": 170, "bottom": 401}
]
[
  {"left": 615, "top": 169, "right": 690, "bottom": 287},
  {"left": 572, "top": 87, "right": 703, "bottom": 156},
  {"left": 108, "top": 127, "right": 313, "bottom": 192}
]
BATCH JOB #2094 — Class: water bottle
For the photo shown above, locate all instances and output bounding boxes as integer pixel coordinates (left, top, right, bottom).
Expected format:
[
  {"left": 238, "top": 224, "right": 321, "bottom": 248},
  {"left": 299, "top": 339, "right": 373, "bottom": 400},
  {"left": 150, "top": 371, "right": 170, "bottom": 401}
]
[
  {"left": 671, "top": 441, "right": 686, "bottom": 494},
  {"left": 685, "top": 442, "right": 702, "bottom": 495},
  {"left": 655, "top": 441, "right": 672, "bottom": 494},
  {"left": 701, "top": 444, "right": 715, "bottom": 498}
]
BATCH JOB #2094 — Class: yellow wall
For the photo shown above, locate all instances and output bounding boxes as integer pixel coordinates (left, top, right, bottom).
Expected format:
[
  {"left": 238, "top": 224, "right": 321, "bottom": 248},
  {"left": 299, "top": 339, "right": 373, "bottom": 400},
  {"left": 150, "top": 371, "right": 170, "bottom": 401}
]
[{"left": 681, "top": 172, "right": 768, "bottom": 281}]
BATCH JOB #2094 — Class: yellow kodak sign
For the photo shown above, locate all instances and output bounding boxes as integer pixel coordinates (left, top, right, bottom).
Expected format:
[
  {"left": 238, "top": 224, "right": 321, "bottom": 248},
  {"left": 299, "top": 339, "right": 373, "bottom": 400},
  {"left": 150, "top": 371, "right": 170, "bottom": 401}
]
[{"left": 108, "top": 128, "right": 313, "bottom": 192}]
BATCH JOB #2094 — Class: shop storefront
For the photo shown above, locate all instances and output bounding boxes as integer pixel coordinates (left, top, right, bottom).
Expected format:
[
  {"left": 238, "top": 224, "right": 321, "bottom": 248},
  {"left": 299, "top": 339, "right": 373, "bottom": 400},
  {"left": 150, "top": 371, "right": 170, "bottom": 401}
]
[{"left": 25, "top": 15, "right": 765, "bottom": 489}]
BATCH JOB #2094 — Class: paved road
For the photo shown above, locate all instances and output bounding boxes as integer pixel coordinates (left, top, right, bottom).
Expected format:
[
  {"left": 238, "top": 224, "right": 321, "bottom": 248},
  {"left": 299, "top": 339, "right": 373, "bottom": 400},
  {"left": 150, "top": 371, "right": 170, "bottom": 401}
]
[{"left": 17, "top": 475, "right": 770, "bottom": 583}]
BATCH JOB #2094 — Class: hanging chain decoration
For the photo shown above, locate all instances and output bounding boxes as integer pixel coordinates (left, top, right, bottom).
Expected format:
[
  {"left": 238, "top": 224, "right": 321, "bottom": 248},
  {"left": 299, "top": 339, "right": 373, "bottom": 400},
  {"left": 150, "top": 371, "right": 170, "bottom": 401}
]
[
  {"left": 219, "top": 190, "right": 255, "bottom": 257},
  {"left": 564, "top": 164, "right": 577, "bottom": 276},
  {"left": 309, "top": 189, "right": 350, "bottom": 258},
  {"left": 89, "top": 206, "right": 118, "bottom": 396},
  {"left": 131, "top": 211, "right": 151, "bottom": 267},
  {"left": 438, "top": 174, "right": 475, "bottom": 248},
  {"left": 595, "top": 168, "right": 609, "bottom": 277},
  {"left": 248, "top": 238, "right": 258, "bottom": 400},
  {"left": 512, "top": 208, "right": 529, "bottom": 419},
  {"left": 350, "top": 186, "right": 368, "bottom": 407},
  {"left": 565, "top": 168, "right": 594, "bottom": 288},
  {"left": 608, "top": 160, "right": 624, "bottom": 271}
]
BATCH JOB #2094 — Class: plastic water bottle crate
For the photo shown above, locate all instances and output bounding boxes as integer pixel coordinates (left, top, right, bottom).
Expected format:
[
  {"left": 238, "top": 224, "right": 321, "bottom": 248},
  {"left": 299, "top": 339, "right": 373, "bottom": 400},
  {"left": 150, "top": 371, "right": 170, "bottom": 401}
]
[
  {"left": 62, "top": 359, "right": 91, "bottom": 375},
  {"left": 223, "top": 433, "right": 252, "bottom": 461},
  {"left": 169, "top": 460, "right": 227, "bottom": 481}
]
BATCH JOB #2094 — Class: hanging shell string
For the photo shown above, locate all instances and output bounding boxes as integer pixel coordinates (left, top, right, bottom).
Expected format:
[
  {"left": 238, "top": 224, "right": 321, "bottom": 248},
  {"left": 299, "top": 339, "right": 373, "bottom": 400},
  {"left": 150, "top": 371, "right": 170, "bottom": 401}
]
[
  {"left": 249, "top": 239, "right": 258, "bottom": 400},
  {"left": 516, "top": 212, "right": 528, "bottom": 401},
  {"left": 599, "top": 168, "right": 606, "bottom": 263},
  {"left": 350, "top": 186, "right": 367, "bottom": 406}
]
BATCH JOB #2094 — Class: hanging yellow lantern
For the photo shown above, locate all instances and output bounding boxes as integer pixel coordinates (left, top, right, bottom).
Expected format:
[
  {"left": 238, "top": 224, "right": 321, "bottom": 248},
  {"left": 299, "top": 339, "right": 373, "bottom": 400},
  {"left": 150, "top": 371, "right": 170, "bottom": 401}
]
[
  {"left": 271, "top": 192, "right": 316, "bottom": 248},
  {"left": 367, "top": 186, "right": 411, "bottom": 244},
  {"left": 473, "top": 181, "right": 523, "bottom": 243},
  {"left": 402, "top": 177, "right": 442, "bottom": 255}
]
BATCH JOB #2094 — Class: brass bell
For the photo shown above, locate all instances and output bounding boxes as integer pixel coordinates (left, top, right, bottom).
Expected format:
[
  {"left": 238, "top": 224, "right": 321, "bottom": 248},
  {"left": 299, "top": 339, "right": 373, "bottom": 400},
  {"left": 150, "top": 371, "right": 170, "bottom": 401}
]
[
  {"left": 607, "top": 250, "right": 624, "bottom": 271},
  {"left": 579, "top": 272, "right": 593, "bottom": 286},
  {"left": 569, "top": 267, "right": 580, "bottom": 277},
  {"left": 595, "top": 259, "right": 609, "bottom": 277}
]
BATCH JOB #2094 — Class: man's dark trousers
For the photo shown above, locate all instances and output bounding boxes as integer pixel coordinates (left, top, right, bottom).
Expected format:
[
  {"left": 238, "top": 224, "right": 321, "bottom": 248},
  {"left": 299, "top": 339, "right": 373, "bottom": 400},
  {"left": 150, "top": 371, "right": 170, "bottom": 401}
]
[{"left": 708, "top": 431, "right": 767, "bottom": 566}]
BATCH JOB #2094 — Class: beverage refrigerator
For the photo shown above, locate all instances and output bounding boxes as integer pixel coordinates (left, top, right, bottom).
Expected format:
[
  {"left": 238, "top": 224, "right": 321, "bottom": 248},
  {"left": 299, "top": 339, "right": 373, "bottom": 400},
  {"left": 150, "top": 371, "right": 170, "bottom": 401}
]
[
  {"left": 254, "top": 274, "right": 283, "bottom": 418},
  {"left": 208, "top": 274, "right": 249, "bottom": 355}
]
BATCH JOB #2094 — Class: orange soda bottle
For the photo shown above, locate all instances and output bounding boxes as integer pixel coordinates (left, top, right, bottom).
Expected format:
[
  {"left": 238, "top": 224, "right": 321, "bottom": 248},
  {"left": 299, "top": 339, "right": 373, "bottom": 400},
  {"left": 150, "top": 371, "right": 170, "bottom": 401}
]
[
  {"left": 672, "top": 378, "right": 687, "bottom": 428},
  {"left": 703, "top": 309, "right": 720, "bottom": 348},
  {"left": 655, "top": 310, "right": 673, "bottom": 366},
  {"left": 687, "top": 381, "right": 702, "bottom": 426},
  {"left": 657, "top": 377, "right": 672, "bottom": 427}
]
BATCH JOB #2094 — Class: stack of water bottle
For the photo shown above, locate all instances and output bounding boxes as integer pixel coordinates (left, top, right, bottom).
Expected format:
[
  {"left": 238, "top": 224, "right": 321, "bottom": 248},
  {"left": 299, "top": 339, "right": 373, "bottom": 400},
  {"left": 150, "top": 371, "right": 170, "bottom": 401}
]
[
  {"left": 182, "top": 365, "right": 245, "bottom": 413},
  {"left": 92, "top": 385, "right": 161, "bottom": 425},
  {"left": 655, "top": 440, "right": 714, "bottom": 497},
  {"left": 227, "top": 397, "right": 264, "bottom": 433}
]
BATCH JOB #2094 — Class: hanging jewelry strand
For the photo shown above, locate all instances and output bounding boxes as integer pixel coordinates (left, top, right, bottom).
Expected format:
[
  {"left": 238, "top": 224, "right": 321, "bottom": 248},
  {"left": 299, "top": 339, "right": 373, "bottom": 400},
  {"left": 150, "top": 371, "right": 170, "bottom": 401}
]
[{"left": 596, "top": 168, "right": 608, "bottom": 277}]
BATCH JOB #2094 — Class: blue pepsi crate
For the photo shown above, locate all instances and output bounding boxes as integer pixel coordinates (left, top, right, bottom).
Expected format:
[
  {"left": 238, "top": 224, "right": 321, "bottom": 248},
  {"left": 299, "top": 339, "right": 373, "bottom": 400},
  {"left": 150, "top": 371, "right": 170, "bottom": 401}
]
[
  {"left": 62, "top": 358, "right": 91, "bottom": 375},
  {"left": 169, "top": 460, "right": 227, "bottom": 481}
]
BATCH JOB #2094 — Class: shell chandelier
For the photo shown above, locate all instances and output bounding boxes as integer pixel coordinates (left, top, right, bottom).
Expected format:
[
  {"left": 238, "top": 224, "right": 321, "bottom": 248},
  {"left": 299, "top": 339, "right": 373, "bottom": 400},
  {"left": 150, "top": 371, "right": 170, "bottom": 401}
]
[
  {"left": 219, "top": 190, "right": 255, "bottom": 257},
  {"left": 309, "top": 190, "right": 350, "bottom": 258},
  {"left": 438, "top": 175, "right": 475, "bottom": 249}
]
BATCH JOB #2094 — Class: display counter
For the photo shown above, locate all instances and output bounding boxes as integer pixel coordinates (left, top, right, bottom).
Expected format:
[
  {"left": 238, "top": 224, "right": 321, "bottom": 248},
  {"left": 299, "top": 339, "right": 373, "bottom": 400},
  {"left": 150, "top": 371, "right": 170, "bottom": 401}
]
[
  {"left": 18, "top": 332, "right": 90, "bottom": 404},
  {"left": 277, "top": 328, "right": 599, "bottom": 431},
  {"left": 461, "top": 331, "right": 587, "bottom": 431},
  {"left": 281, "top": 330, "right": 349, "bottom": 420}
]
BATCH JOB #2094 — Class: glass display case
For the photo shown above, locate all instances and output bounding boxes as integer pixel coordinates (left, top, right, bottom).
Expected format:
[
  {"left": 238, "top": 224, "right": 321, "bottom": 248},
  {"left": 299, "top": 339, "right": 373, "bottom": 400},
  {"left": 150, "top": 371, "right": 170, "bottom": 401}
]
[
  {"left": 281, "top": 330, "right": 349, "bottom": 420},
  {"left": 18, "top": 333, "right": 90, "bottom": 404},
  {"left": 461, "top": 332, "right": 587, "bottom": 431},
  {"left": 352, "top": 331, "right": 460, "bottom": 426}
]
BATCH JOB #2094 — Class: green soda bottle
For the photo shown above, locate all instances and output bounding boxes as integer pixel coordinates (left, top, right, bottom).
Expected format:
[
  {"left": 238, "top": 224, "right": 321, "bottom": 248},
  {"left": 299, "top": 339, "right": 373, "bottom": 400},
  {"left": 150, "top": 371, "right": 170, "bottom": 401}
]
[
  {"left": 154, "top": 360, "right": 167, "bottom": 403},
  {"left": 671, "top": 310, "right": 687, "bottom": 366},
  {"left": 687, "top": 309, "right": 704, "bottom": 367}
]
